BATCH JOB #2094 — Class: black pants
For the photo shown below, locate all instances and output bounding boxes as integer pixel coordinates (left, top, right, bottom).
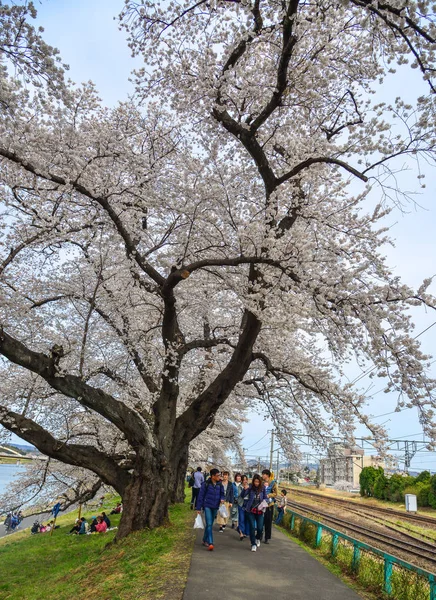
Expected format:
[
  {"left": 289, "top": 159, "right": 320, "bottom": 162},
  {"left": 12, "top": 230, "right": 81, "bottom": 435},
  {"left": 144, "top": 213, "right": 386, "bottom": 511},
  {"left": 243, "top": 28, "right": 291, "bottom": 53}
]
[
  {"left": 264, "top": 505, "right": 274, "bottom": 540},
  {"left": 191, "top": 487, "right": 200, "bottom": 507}
]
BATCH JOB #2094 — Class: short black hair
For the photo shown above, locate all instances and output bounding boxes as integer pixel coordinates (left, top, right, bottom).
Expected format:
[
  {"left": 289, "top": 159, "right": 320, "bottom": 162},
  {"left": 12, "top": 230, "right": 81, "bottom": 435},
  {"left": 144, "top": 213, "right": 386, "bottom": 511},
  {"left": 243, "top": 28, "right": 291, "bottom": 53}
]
[
  {"left": 210, "top": 468, "right": 220, "bottom": 477},
  {"left": 281, "top": 489, "right": 287, "bottom": 495},
  {"left": 196, "top": 466, "right": 202, "bottom": 471},
  {"left": 262, "top": 469, "right": 271, "bottom": 477}
]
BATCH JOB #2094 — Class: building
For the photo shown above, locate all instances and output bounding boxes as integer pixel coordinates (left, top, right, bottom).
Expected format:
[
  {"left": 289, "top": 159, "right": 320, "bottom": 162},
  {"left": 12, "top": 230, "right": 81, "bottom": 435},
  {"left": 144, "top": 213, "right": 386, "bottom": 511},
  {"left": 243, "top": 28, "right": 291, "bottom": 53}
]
[{"left": 320, "top": 443, "right": 384, "bottom": 488}]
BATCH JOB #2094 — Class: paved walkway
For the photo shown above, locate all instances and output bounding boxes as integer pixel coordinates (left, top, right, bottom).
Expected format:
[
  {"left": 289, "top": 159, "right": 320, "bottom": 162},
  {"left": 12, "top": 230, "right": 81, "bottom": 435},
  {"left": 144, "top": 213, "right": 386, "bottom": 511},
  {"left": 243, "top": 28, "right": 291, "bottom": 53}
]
[
  {"left": 0, "top": 512, "right": 51, "bottom": 538},
  {"left": 183, "top": 523, "right": 361, "bottom": 600}
]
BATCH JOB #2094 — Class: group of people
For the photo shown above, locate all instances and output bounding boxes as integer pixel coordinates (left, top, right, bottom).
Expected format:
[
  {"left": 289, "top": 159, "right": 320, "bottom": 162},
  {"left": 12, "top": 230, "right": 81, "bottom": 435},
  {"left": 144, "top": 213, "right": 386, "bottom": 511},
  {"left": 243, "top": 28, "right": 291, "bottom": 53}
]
[
  {"left": 30, "top": 519, "right": 59, "bottom": 534},
  {"left": 195, "top": 468, "right": 288, "bottom": 552},
  {"left": 3, "top": 511, "right": 23, "bottom": 532},
  {"left": 68, "top": 511, "right": 111, "bottom": 535}
]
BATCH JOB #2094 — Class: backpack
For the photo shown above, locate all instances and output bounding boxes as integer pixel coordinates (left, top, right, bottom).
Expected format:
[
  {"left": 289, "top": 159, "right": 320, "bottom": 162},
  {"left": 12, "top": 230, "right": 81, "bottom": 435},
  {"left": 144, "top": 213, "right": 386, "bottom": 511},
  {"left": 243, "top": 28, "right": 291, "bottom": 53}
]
[{"left": 188, "top": 475, "right": 195, "bottom": 488}]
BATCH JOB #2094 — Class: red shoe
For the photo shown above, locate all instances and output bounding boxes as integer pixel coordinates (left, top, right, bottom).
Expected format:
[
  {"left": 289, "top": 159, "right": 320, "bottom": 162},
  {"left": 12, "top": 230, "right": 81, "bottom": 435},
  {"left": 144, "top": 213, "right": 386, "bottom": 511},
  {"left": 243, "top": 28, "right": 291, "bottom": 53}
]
[{"left": 208, "top": 544, "right": 214, "bottom": 551}]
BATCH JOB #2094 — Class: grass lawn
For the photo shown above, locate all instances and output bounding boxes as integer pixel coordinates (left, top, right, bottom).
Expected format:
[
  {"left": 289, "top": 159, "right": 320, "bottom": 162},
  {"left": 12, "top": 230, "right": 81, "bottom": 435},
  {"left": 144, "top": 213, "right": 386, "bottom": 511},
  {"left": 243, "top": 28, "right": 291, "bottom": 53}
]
[{"left": 0, "top": 497, "right": 195, "bottom": 600}]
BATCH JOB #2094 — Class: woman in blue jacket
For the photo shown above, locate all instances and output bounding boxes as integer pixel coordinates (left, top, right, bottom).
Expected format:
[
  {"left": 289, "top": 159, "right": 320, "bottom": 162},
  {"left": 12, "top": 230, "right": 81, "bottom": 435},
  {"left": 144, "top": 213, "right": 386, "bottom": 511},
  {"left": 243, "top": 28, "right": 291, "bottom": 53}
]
[{"left": 241, "top": 474, "right": 268, "bottom": 552}]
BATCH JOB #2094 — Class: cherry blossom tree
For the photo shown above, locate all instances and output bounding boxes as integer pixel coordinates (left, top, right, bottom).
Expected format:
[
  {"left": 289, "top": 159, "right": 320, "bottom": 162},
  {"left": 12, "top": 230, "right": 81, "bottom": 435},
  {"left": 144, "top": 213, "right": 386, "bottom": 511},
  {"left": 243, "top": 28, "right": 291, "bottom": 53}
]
[{"left": 1, "top": 0, "right": 436, "bottom": 539}]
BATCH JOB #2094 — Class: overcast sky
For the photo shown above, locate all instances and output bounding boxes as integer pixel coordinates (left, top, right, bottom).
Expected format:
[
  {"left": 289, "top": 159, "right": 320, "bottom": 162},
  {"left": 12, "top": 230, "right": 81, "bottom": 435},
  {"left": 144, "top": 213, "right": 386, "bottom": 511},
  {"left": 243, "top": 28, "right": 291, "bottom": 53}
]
[{"left": 15, "top": 0, "right": 436, "bottom": 471}]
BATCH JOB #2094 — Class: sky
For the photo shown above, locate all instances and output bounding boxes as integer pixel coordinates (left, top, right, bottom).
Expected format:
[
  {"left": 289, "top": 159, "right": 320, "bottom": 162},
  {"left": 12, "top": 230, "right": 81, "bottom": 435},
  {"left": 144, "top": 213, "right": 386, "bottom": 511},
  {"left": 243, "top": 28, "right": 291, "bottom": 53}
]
[{"left": 8, "top": 0, "right": 436, "bottom": 471}]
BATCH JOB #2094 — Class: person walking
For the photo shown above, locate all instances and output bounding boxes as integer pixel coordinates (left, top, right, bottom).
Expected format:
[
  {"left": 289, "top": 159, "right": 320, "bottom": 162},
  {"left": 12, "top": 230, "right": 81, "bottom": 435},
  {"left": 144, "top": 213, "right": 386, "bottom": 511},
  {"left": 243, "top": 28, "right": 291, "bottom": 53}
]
[
  {"left": 262, "top": 469, "right": 278, "bottom": 544},
  {"left": 191, "top": 467, "right": 204, "bottom": 510},
  {"left": 234, "top": 473, "right": 248, "bottom": 540},
  {"left": 217, "top": 471, "right": 234, "bottom": 532},
  {"left": 196, "top": 468, "right": 225, "bottom": 551},
  {"left": 242, "top": 473, "right": 268, "bottom": 552},
  {"left": 275, "top": 489, "right": 288, "bottom": 525}
]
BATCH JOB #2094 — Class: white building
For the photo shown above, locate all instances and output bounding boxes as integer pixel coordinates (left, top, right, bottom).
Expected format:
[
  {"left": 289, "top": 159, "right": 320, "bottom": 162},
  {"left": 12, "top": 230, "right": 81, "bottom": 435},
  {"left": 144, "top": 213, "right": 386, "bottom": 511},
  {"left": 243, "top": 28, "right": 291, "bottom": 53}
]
[{"left": 320, "top": 443, "right": 384, "bottom": 488}]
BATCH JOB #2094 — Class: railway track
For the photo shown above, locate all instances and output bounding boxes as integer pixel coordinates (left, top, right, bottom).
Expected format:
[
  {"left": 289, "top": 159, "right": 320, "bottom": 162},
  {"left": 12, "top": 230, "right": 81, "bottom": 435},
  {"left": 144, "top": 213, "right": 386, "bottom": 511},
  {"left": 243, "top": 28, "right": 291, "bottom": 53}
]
[
  {"left": 289, "top": 487, "right": 436, "bottom": 527},
  {"left": 287, "top": 498, "right": 436, "bottom": 568}
]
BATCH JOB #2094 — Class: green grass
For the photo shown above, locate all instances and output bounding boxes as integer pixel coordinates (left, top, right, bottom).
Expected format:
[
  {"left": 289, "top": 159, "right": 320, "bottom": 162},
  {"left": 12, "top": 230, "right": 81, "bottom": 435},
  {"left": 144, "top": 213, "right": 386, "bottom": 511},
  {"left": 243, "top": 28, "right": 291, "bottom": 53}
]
[{"left": 0, "top": 497, "right": 195, "bottom": 600}]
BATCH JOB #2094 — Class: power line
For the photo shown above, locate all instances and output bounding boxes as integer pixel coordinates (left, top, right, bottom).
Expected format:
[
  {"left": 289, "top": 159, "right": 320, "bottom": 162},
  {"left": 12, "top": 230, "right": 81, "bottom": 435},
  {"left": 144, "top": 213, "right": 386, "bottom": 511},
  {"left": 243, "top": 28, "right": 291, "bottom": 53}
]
[{"left": 244, "top": 432, "right": 269, "bottom": 451}]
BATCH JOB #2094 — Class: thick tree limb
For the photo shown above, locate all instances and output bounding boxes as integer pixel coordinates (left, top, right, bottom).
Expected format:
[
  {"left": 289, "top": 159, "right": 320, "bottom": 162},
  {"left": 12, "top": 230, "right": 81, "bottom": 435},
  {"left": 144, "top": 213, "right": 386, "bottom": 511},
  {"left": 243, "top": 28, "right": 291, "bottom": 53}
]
[
  {"left": 276, "top": 156, "right": 368, "bottom": 185},
  {"left": 174, "top": 309, "right": 261, "bottom": 444},
  {"left": 0, "top": 405, "right": 132, "bottom": 493},
  {"left": 163, "top": 255, "right": 301, "bottom": 289},
  {"left": 0, "top": 327, "right": 149, "bottom": 447}
]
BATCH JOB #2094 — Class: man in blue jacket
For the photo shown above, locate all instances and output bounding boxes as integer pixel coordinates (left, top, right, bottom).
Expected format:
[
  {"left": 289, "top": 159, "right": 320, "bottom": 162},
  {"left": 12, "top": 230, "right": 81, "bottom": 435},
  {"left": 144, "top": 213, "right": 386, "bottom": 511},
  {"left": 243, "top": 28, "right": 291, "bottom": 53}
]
[{"left": 196, "top": 468, "right": 225, "bottom": 551}]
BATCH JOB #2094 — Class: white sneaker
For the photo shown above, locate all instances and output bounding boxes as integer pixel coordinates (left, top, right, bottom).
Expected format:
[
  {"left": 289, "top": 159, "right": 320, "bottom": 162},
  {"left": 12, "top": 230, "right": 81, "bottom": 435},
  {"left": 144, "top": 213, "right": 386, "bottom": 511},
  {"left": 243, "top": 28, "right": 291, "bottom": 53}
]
[
  {"left": 251, "top": 545, "right": 257, "bottom": 552},
  {"left": 256, "top": 539, "right": 261, "bottom": 547}
]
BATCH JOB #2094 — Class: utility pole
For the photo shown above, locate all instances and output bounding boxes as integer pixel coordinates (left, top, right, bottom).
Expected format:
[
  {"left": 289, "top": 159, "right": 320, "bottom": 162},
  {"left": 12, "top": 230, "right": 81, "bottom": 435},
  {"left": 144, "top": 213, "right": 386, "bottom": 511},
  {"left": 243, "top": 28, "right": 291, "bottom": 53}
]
[
  {"left": 269, "top": 429, "right": 275, "bottom": 471},
  {"left": 276, "top": 449, "right": 280, "bottom": 483},
  {"left": 257, "top": 457, "right": 261, "bottom": 473}
]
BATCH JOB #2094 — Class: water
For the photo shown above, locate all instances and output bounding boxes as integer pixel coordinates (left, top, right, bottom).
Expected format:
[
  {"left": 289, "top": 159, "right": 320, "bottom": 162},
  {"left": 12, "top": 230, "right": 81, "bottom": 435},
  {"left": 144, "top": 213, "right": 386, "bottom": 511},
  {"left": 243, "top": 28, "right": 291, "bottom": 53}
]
[{"left": 0, "top": 464, "right": 24, "bottom": 497}]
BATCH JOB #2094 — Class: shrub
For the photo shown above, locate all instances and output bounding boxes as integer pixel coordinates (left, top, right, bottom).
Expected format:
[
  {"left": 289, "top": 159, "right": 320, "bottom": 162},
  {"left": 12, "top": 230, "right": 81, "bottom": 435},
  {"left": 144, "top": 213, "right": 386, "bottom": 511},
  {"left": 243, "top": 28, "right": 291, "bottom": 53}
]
[
  {"left": 415, "top": 470, "right": 431, "bottom": 484},
  {"left": 404, "top": 483, "right": 431, "bottom": 507}
]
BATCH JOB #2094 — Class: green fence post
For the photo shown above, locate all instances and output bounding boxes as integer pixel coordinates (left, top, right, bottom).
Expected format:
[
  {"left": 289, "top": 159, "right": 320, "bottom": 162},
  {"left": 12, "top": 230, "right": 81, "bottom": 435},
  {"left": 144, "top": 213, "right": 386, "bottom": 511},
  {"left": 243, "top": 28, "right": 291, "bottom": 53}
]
[
  {"left": 315, "top": 525, "right": 323, "bottom": 548},
  {"left": 290, "top": 514, "right": 295, "bottom": 531},
  {"left": 384, "top": 558, "right": 393, "bottom": 595},
  {"left": 351, "top": 544, "right": 361, "bottom": 574},
  {"left": 429, "top": 575, "right": 436, "bottom": 600},
  {"left": 331, "top": 533, "right": 339, "bottom": 558}
]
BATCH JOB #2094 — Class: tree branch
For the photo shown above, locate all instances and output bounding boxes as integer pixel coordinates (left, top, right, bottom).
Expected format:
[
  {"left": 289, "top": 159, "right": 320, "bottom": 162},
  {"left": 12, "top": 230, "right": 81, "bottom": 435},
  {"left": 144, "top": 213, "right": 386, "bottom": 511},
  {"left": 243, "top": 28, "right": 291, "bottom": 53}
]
[
  {"left": 0, "top": 327, "right": 149, "bottom": 447},
  {"left": 276, "top": 156, "right": 368, "bottom": 185},
  {"left": 174, "top": 306, "right": 261, "bottom": 444},
  {"left": 0, "top": 405, "right": 132, "bottom": 493},
  {"left": 0, "top": 146, "right": 164, "bottom": 288},
  {"left": 163, "top": 255, "right": 301, "bottom": 289}
]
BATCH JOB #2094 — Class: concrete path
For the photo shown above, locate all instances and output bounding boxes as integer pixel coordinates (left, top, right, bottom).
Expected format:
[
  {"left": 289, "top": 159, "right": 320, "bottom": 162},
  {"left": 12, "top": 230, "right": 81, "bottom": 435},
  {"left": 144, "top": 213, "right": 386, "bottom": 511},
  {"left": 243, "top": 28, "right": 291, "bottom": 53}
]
[
  {"left": 183, "top": 524, "right": 361, "bottom": 600},
  {"left": 0, "top": 512, "right": 51, "bottom": 538}
]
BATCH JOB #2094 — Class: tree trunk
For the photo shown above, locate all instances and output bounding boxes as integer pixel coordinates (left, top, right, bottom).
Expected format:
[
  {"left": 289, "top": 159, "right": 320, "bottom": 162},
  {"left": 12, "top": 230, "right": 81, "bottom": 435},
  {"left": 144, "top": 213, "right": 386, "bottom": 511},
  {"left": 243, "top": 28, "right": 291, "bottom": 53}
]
[
  {"left": 116, "top": 454, "right": 170, "bottom": 540},
  {"left": 169, "top": 445, "right": 189, "bottom": 504}
]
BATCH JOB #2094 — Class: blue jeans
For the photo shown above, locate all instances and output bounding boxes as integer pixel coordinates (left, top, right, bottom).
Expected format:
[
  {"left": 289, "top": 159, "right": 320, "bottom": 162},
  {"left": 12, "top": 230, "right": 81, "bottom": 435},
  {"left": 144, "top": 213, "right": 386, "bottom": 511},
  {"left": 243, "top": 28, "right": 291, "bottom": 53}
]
[
  {"left": 203, "top": 507, "right": 218, "bottom": 545},
  {"left": 275, "top": 507, "right": 284, "bottom": 525},
  {"left": 237, "top": 505, "right": 248, "bottom": 536},
  {"left": 247, "top": 511, "right": 264, "bottom": 546}
]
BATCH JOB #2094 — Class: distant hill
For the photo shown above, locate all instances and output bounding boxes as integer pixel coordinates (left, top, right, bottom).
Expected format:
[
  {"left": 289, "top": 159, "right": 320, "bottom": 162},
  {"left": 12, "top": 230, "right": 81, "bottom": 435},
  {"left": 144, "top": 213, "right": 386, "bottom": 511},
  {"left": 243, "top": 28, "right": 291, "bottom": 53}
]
[{"left": 7, "top": 443, "right": 37, "bottom": 453}]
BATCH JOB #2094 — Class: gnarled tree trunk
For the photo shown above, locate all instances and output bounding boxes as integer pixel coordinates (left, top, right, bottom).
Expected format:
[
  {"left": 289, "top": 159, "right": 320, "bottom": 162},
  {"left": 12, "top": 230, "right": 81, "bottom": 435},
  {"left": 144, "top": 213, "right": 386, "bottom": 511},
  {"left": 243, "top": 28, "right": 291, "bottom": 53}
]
[{"left": 116, "top": 451, "right": 170, "bottom": 539}]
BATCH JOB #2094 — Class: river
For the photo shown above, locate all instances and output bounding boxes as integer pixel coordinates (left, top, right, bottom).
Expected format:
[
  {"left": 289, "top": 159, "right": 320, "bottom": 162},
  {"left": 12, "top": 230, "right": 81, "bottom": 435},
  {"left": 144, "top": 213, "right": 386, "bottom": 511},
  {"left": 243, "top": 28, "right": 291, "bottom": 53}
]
[{"left": 0, "top": 463, "right": 25, "bottom": 498}]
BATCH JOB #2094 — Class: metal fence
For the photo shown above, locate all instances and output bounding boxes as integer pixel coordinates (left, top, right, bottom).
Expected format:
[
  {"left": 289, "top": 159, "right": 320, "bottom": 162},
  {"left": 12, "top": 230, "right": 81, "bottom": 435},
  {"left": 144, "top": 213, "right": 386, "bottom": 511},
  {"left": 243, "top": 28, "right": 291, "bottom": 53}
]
[{"left": 282, "top": 509, "right": 436, "bottom": 600}]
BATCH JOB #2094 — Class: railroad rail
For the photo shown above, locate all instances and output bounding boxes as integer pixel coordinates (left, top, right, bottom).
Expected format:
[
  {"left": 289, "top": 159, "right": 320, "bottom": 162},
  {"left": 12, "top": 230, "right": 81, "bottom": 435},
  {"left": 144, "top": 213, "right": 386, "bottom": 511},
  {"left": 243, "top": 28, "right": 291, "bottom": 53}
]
[
  {"left": 288, "top": 486, "right": 436, "bottom": 526},
  {"left": 287, "top": 498, "right": 436, "bottom": 568}
]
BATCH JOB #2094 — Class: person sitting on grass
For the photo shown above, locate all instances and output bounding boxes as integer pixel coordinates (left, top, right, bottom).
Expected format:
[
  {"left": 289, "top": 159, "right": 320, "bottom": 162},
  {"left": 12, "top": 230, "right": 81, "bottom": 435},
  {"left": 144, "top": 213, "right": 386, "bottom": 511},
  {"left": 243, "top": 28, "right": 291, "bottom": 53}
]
[
  {"left": 110, "top": 502, "right": 122, "bottom": 515},
  {"left": 90, "top": 516, "right": 98, "bottom": 533},
  {"left": 101, "top": 511, "right": 111, "bottom": 528},
  {"left": 78, "top": 517, "right": 88, "bottom": 534},
  {"left": 68, "top": 519, "right": 81, "bottom": 534},
  {"left": 95, "top": 516, "right": 108, "bottom": 533}
]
